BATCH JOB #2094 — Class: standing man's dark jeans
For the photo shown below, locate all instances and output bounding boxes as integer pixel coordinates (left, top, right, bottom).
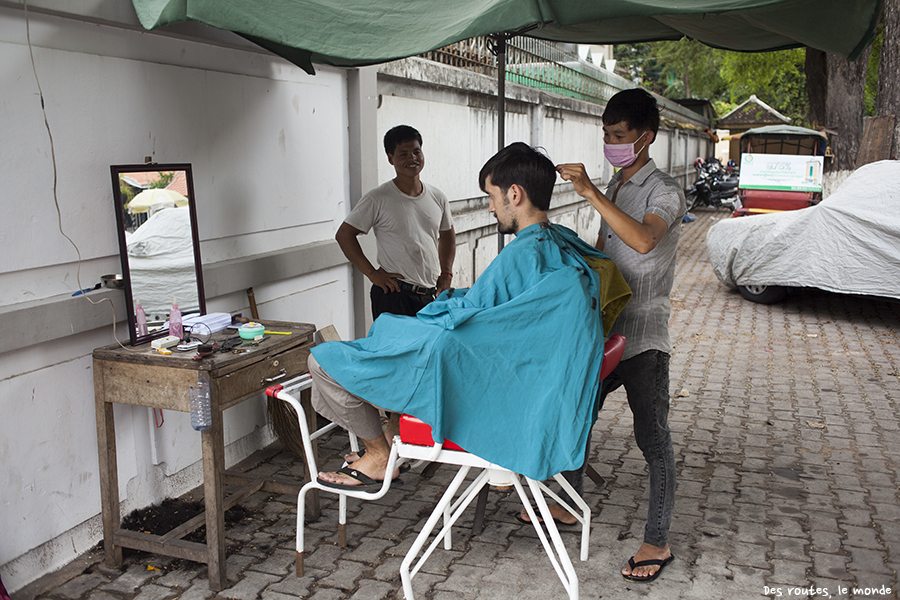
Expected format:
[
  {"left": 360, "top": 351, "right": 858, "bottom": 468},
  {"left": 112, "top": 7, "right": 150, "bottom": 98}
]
[
  {"left": 563, "top": 349, "right": 675, "bottom": 548},
  {"left": 370, "top": 284, "right": 433, "bottom": 319}
]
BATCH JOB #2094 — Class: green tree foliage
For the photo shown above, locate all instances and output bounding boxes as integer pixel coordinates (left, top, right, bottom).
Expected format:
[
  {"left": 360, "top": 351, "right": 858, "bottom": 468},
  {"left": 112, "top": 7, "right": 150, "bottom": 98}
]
[
  {"left": 719, "top": 48, "right": 809, "bottom": 123},
  {"left": 613, "top": 43, "right": 666, "bottom": 93},
  {"left": 150, "top": 172, "right": 176, "bottom": 189},
  {"left": 119, "top": 175, "right": 136, "bottom": 205},
  {"left": 615, "top": 34, "right": 884, "bottom": 128},
  {"left": 654, "top": 38, "right": 726, "bottom": 100},
  {"left": 864, "top": 22, "right": 882, "bottom": 117},
  {"left": 615, "top": 40, "right": 810, "bottom": 123}
]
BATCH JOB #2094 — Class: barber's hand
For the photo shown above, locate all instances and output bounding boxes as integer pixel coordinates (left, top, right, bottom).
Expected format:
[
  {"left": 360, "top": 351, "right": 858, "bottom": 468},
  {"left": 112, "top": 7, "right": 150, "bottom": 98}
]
[
  {"left": 556, "top": 163, "right": 599, "bottom": 198},
  {"left": 369, "top": 267, "right": 403, "bottom": 293},
  {"left": 436, "top": 272, "right": 453, "bottom": 295}
]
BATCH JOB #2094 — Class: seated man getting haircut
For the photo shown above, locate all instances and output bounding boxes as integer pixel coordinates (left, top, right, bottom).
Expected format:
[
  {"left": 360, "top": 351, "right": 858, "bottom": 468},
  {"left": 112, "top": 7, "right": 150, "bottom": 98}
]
[{"left": 310, "top": 142, "right": 629, "bottom": 489}]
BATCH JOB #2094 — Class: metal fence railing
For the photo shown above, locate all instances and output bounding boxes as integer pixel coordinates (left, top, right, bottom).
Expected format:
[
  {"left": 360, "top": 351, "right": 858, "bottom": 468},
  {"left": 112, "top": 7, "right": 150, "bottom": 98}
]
[
  {"left": 421, "top": 36, "right": 496, "bottom": 77},
  {"left": 420, "top": 36, "right": 621, "bottom": 106},
  {"left": 418, "top": 36, "right": 712, "bottom": 137}
]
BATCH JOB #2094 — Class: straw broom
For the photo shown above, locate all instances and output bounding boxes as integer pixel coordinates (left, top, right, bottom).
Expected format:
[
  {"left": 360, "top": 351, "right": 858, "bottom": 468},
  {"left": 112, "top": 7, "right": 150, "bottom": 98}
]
[
  {"left": 247, "top": 286, "right": 307, "bottom": 459},
  {"left": 267, "top": 394, "right": 307, "bottom": 459}
]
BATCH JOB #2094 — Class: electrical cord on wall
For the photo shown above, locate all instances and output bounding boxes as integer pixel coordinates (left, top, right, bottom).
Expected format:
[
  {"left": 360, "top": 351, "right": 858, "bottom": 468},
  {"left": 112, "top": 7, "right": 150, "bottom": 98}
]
[{"left": 24, "top": 0, "right": 132, "bottom": 350}]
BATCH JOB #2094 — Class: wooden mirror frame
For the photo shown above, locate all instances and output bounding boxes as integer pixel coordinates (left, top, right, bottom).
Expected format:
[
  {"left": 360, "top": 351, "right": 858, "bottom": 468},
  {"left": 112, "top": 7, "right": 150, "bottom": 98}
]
[{"left": 110, "top": 163, "right": 206, "bottom": 346}]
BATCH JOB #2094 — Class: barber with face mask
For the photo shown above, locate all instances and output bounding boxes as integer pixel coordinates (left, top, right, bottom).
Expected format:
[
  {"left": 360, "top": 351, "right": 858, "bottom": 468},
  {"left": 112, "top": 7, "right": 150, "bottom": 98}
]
[
  {"left": 546, "top": 88, "right": 687, "bottom": 585},
  {"left": 604, "top": 130, "right": 648, "bottom": 168}
]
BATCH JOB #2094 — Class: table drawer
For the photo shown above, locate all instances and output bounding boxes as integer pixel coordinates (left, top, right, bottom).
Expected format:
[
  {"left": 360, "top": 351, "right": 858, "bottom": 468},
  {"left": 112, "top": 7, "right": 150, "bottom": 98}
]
[{"left": 215, "top": 342, "right": 312, "bottom": 409}]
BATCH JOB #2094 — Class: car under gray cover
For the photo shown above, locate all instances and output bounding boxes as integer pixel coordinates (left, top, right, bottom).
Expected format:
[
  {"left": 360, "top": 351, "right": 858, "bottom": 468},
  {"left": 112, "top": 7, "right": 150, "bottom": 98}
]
[{"left": 706, "top": 160, "right": 900, "bottom": 303}]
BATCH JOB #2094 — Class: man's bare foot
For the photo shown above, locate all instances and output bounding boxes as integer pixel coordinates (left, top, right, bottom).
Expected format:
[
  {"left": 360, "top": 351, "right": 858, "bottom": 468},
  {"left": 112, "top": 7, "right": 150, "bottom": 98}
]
[
  {"left": 343, "top": 450, "right": 364, "bottom": 463},
  {"left": 516, "top": 503, "right": 578, "bottom": 526},
  {"left": 621, "top": 542, "right": 672, "bottom": 582},
  {"left": 336, "top": 454, "right": 406, "bottom": 480},
  {"left": 344, "top": 426, "right": 398, "bottom": 463},
  {"left": 318, "top": 450, "right": 388, "bottom": 487}
]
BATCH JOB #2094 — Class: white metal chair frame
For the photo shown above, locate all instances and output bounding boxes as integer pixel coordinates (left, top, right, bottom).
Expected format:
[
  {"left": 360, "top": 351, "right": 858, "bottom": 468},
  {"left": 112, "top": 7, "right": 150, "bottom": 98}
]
[
  {"left": 266, "top": 375, "right": 402, "bottom": 576},
  {"left": 267, "top": 380, "right": 589, "bottom": 596},
  {"left": 394, "top": 436, "right": 590, "bottom": 600}
]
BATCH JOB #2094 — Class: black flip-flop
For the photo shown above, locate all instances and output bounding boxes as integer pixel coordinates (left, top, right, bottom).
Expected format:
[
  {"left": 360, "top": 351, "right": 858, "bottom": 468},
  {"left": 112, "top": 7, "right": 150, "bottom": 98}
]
[
  {"left": 344, "top": 447, "right": 411, "bottom": 477},
  {"left": 512, "top": 510, "right": 576, "bottom": 528},
  {"left": 622, "top": 554, "right": 675, "bottom": 583},
  {"left": 316, "top": 466, "right": 383, "bottom": 491}
]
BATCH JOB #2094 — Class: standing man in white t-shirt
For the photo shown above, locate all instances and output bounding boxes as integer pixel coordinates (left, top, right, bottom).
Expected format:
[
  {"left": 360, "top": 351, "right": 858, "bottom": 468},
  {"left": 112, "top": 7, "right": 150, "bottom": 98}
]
[{"left": 336, "top": 125, "right": 456, "bottom": 320}]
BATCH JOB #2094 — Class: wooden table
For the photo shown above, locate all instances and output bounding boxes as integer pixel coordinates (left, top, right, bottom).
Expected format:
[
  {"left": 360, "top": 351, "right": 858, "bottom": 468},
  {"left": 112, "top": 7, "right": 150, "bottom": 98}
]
[{"left": 93, "top": 320, "right": 316, "bottom": 590}]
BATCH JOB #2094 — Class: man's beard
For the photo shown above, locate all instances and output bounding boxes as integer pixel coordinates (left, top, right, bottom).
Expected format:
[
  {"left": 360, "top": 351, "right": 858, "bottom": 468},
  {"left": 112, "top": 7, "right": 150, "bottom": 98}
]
[
  {"left": 495, "top": 192, "right": 516, "bottom": 234},
  {"left": 497, "top": 216, "right": 517, "bottom": 235}
]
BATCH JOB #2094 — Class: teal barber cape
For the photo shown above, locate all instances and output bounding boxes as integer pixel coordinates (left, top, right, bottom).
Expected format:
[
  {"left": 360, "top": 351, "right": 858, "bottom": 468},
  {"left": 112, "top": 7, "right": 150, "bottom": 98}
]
[{"left": 312, "top": 222, "right": 608, "bottom": 480}]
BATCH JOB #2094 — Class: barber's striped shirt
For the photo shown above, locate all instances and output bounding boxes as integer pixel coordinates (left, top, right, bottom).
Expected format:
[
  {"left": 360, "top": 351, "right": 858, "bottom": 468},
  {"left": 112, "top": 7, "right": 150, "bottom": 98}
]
[{"left": 599, "top": 160, "right": 686, "bottom": 360}]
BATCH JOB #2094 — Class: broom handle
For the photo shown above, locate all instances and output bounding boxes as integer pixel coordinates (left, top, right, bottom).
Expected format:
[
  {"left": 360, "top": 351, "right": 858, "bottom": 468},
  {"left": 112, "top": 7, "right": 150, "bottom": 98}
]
[{"left": 247, "top": 287, "right": 260, "bottom": 320}]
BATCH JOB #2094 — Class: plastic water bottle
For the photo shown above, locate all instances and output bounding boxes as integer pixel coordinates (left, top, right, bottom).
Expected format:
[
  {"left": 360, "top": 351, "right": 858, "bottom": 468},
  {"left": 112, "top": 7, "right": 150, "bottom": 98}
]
[
  {"left": 169, "top": 297, "right": 183, "bottom": 339},
  {"left": 135, "top": 298, "right": 148, "bottom": 336},
  {"left": 190, "top": 373, "right": 211, "bottom": 431}
]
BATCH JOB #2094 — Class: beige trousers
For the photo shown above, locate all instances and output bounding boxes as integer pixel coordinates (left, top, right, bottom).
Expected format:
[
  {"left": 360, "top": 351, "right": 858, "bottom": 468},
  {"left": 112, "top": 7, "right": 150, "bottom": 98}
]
[{"left": 308, "top": 353, "right": 384, "bottom": 441}]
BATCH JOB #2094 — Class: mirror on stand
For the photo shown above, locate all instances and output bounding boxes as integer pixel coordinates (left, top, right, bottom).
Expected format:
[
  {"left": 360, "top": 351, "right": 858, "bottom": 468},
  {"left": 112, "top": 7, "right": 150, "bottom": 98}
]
[{"left": 110, "top": 163, "right": 206, "bottom": 346}]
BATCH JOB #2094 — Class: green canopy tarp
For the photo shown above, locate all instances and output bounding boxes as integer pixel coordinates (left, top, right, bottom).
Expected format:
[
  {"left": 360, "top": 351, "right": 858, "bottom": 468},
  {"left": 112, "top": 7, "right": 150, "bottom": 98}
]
[{"left": 132, "top": 0, "right": 879, "bottom": 75}]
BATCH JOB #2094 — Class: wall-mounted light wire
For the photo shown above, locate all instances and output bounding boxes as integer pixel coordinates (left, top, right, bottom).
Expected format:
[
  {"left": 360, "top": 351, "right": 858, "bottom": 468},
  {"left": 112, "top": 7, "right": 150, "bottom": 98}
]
[{"left": 23, "top": 0, "right": 132, "bottom": 350}]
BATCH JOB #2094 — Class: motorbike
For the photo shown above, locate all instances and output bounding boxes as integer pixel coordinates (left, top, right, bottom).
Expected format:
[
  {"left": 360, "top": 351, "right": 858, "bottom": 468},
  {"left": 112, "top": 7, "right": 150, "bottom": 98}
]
[
  {"left": 725, "top": 159, "right": 740, "bottom": 177},
  {"left": 685, "top": 157, "right": 739, "bottom": 211}
]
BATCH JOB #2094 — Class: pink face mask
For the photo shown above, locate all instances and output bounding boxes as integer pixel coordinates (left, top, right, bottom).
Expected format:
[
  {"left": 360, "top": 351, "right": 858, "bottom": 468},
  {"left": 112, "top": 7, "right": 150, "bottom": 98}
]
[{"left": 604, "top": 131, "right": 648, "bottom": 168}]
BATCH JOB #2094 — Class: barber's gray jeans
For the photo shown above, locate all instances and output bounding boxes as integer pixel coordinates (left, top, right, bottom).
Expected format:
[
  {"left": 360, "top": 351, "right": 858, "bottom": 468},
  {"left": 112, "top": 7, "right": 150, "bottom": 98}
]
[
  {"left": 308, "top": 354, "right": 384, "bottom": 441},
  {"left": 563, "top": 350, "right": 676, "bottom": 548}
]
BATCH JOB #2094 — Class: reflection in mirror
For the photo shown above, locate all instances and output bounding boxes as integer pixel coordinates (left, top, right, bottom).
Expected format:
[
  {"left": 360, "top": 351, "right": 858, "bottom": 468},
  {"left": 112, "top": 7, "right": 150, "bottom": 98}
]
[{"left": 110, "top": 163, "right": 206, "bottom": 346}]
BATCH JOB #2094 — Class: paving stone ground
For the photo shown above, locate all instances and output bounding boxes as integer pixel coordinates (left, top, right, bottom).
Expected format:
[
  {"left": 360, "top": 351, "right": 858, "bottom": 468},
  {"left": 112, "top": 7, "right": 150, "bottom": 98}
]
[{"left": 22, "top": 208, "right": 900, "bottom": 600}]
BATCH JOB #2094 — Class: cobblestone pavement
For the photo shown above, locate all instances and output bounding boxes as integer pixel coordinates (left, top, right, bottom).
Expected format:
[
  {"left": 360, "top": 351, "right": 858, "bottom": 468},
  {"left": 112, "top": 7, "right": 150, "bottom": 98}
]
[{"left": 24, "top": 208, "right": 900, "bottom": 600}]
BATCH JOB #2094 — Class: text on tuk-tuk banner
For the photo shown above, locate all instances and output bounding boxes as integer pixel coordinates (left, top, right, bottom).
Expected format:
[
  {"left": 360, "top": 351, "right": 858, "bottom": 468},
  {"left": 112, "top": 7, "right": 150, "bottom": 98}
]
[{"left": 739, "top": 153, "right": 824, "bottom": 192}]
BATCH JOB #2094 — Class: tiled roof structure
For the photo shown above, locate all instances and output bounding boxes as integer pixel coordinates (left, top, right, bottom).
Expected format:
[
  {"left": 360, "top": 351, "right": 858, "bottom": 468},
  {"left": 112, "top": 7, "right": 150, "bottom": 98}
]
[
  {"left": 717, "top": 94, "right": 790, "bottom": 130},
  {"left": 166, "top": 170, "right": 188, "bottom": 196}
]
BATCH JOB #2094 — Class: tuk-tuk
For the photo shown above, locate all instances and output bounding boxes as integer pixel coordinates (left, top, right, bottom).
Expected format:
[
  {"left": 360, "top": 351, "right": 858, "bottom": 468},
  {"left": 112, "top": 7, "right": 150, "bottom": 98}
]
[{"left": 732, "top": 125, "right": 828, "bottom": 217}]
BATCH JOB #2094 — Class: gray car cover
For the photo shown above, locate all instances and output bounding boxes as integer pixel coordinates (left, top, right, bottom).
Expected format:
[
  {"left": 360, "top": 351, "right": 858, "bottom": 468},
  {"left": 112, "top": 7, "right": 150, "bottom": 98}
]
[{"left": 706, "top": 160, "right": 900, "bottom": 300}]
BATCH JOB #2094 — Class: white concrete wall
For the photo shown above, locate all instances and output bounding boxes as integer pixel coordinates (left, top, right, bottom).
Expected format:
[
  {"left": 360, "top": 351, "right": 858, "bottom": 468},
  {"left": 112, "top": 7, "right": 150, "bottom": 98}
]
[
  {"left": 372, "top": 96, "right": 610, "bottom": 201},
  {"left": 375, "top": 95, "right": 496, "bottom": 201},
  {"left": 0, "top": 4, "right": 355, "bottom": 592}
]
